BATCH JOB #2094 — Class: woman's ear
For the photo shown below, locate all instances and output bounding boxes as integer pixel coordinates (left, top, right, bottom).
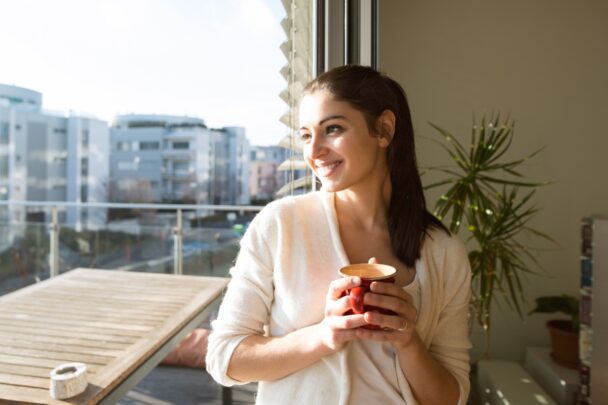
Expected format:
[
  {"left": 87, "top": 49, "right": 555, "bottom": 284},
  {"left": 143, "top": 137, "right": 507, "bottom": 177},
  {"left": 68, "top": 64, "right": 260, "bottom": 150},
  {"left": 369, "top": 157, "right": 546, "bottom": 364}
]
[{"left": 376, "top": 110, "right": 396, "bottom": 148}]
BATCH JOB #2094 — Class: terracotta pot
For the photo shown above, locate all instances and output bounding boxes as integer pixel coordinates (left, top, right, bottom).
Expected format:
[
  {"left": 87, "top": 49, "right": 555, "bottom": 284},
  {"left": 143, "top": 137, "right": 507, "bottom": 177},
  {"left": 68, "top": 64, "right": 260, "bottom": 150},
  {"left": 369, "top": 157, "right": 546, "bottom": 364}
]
[{"left": 546, "top": 320, "right": 579, "bottom": 369}]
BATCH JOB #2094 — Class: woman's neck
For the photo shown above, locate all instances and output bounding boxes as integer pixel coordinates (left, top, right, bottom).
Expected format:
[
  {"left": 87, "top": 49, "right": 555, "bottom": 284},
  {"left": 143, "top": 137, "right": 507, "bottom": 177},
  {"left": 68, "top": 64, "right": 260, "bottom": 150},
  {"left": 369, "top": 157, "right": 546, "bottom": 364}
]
[{"left": 334, "top": 174, "right": 392, "bottom": 232}]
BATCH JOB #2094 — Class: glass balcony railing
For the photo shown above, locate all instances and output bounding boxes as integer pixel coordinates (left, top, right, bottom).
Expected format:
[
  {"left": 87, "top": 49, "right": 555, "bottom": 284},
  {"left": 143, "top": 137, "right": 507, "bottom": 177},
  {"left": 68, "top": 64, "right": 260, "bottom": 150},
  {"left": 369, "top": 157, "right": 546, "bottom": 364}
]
[{"left": 0, "top": 200, "right": 263, "bottom": 296}]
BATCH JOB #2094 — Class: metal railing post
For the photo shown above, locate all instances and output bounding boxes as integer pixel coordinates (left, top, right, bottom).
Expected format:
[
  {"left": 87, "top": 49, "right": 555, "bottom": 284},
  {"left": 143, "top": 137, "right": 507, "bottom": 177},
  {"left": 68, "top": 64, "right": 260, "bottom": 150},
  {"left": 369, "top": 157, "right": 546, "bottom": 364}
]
[
  {"left": 49, "top": 207, "right": 60, "bottom": 277},
  {"left": 173, "top": 209, "right": 183, "bottom": 275}
]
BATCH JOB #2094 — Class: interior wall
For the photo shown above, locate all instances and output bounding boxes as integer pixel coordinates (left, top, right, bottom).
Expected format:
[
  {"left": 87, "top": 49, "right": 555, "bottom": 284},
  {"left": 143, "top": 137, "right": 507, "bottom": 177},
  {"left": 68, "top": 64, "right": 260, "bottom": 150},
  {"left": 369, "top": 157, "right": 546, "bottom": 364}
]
[{"left": 379, "top": 0, "right": 608, "bottom": 362}]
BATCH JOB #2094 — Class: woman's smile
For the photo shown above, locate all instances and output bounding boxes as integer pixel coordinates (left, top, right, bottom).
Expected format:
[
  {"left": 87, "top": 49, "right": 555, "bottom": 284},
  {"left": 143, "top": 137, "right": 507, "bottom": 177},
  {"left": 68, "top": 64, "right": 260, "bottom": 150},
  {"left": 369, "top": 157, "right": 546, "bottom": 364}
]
[{"left": 314, "top": 160, "right": 343, "bottom": 178}]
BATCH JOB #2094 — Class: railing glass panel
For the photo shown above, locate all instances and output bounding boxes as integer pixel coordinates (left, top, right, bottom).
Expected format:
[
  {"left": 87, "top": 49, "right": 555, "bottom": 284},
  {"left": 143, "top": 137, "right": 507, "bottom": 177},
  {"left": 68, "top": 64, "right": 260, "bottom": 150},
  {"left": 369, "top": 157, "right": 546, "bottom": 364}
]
[{"left": 0, "top": 202, "right": 262, "bottom": 296}]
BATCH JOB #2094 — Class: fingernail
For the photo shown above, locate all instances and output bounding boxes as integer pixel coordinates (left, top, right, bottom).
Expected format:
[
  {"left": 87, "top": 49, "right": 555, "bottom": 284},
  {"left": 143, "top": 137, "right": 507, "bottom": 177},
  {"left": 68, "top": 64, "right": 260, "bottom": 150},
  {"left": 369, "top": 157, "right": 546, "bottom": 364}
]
[{"left": 353, "top": 276, "right": 361, "bottom": 285}]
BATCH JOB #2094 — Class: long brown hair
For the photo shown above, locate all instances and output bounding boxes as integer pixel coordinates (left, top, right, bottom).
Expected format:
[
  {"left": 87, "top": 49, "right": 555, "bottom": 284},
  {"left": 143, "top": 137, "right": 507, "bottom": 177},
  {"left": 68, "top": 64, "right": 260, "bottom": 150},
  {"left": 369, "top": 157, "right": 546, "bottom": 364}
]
[{"left": 303, "top": 64, "right": 448, "bottom": 267}]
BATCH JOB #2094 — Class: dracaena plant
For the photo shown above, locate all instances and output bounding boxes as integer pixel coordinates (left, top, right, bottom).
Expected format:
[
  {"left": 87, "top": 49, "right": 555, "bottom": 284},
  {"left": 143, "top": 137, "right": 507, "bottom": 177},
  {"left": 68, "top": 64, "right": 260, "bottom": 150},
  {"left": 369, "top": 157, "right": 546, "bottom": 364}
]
[{"left": 423, "top": 115, "right": 553, "bottom": 358}]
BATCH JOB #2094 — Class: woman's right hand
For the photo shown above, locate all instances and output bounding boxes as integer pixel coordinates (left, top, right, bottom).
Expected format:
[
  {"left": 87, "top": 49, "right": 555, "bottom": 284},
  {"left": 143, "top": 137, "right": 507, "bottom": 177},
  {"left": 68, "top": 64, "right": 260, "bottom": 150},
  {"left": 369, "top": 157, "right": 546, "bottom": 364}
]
[{"left": 319, "top": 276, "right": 367, "bottom": 351}]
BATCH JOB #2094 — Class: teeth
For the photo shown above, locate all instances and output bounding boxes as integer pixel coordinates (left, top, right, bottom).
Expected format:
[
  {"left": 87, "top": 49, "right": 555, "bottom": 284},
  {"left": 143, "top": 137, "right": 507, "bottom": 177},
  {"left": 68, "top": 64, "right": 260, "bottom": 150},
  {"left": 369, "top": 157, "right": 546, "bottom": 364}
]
[{"left": 316, "top": 161, "right": 340, "bottom": 177}]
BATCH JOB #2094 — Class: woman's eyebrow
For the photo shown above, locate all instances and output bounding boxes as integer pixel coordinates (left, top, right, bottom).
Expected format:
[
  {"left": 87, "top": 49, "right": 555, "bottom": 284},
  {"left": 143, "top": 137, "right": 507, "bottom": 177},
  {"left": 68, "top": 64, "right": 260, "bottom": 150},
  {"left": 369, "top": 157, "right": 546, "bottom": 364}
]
[
  {"left": 319, "top": 115, "right": 346, "bottom": 125},
  {"left": 300, "top": 115, "right": 347, "bottom": 131}
]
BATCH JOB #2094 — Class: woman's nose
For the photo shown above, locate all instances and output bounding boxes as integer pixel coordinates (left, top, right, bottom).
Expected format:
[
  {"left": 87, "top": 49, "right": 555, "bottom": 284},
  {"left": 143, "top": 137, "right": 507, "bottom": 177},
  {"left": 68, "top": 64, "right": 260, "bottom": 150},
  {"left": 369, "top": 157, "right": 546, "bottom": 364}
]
[{"left": 308, "top": 135, "right": 327, "bottom": 159}]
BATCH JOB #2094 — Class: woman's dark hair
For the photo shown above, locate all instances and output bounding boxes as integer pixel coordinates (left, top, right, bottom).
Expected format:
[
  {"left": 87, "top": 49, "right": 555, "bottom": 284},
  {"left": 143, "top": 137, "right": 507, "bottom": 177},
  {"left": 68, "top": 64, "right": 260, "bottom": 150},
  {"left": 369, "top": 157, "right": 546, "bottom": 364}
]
[{"left": 303, "top": 64, "right": 448, "bottom": 267}]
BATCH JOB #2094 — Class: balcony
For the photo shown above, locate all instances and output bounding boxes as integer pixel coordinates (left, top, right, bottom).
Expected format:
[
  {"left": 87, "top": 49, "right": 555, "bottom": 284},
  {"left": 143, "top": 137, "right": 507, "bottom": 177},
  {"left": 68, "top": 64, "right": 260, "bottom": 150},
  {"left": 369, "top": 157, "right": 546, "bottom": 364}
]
[
  {"left": 161, "top": 171, "right": 196, "bottom": 181},
  {"left": 163, "top": 129, "right": 198, "bottom": 141},
  {"left": 0, "top": 200, "right": 261, "bottom": 404},
  {"left": 161, "top": 149, "right": 196, "bottom": 161}
]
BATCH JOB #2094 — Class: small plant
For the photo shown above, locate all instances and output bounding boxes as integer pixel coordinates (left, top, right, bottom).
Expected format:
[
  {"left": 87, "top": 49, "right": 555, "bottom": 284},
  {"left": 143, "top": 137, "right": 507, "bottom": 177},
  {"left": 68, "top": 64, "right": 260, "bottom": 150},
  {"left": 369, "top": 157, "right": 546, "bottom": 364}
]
[{"left": 528, "top": 295, "right": 579, "bottom": 333}]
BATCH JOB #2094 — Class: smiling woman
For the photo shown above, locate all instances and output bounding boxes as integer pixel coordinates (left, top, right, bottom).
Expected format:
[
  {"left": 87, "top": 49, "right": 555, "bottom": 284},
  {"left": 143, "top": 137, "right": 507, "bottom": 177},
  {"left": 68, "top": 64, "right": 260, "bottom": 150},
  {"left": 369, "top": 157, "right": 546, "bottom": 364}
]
[{"left": 206, "top": 65, "right": 473, "bottom": 405}]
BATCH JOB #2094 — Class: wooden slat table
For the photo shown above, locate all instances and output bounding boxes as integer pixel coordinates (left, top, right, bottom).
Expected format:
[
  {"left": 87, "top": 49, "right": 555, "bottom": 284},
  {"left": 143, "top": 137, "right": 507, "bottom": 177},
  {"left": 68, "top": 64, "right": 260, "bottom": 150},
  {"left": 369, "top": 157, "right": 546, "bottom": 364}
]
[{"left": 0, "top": 268, "right": 228, "bottom": 404}]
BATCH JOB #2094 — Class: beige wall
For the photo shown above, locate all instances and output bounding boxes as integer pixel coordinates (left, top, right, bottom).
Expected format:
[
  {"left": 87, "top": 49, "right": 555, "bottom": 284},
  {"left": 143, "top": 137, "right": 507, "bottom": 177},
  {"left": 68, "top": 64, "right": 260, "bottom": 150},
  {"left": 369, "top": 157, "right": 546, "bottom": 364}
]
[{"left": 379, "top": 0, "right": 608, "bottom": 362}]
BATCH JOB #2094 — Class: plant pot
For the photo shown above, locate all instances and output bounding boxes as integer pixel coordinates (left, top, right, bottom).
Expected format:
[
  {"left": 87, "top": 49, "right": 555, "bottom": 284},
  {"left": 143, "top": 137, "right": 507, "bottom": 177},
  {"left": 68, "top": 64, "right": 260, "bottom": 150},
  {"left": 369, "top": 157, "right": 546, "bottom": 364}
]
[{"left": 546, "top": 320, "right": 579, "bottom": 369}]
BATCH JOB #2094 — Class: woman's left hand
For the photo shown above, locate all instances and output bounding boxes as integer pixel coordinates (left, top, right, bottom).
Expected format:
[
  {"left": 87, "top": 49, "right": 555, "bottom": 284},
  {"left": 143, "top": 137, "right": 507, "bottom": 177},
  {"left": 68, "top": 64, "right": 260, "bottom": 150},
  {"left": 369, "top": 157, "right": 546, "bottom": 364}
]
[{"left": 356, "top": 258, "right": 418, "bottom": 350}]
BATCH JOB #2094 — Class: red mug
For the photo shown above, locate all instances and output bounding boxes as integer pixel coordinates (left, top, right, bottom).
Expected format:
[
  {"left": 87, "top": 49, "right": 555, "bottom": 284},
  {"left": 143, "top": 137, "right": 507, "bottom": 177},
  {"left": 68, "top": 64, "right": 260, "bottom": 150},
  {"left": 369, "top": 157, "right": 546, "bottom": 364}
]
[{"left": 339, "top": 263, "right": 397, "bottom": 330}]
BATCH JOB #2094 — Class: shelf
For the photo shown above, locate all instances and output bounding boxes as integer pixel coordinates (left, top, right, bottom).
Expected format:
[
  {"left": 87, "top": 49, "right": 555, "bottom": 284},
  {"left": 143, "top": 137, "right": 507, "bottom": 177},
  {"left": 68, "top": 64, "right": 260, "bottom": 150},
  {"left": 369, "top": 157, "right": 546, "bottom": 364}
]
[
  {"left": 477, "top": 359, "right": 557, "bottom": 405},
  {"left": 524, "top": 347, "right": 578, "bottom": 405}
]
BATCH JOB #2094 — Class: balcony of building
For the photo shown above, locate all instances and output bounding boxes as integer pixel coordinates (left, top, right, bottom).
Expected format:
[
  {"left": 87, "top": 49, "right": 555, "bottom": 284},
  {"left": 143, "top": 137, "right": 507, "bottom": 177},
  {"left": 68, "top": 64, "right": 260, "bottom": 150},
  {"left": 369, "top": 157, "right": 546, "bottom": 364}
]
[
  {"left": 161, "top": 171, "right": 196, "bottom": 182},
  {"left": 161, "top": 149, "right": 196, "bottom": 161},
  {"left": 163, "top": 130, "right": 199, "bottom": 142},
  {"left": 0, "top": 200, "right": 261, "bottom": 404}
]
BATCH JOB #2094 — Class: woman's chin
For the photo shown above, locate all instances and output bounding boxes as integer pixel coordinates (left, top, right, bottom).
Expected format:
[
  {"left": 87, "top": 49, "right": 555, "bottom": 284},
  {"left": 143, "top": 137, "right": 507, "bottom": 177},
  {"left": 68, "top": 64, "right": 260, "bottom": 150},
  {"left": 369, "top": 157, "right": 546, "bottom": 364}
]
[{"left": 319, "top": 181, "right": 343, "bottom": 193}]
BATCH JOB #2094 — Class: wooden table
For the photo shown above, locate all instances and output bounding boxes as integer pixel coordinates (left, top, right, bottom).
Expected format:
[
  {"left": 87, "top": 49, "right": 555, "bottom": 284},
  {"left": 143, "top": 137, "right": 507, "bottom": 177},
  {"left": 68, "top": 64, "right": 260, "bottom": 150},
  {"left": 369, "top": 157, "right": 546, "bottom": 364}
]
[{"left": 0, "top": 268, "right": 228, "bottom": 404}]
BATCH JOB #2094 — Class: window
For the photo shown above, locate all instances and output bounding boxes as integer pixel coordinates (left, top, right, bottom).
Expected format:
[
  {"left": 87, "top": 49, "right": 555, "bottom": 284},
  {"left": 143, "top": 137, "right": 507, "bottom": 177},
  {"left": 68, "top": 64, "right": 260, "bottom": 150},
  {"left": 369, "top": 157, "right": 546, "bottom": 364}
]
[
  {"left": 116, "top": 141, "right": 131, "bottom": 151},
  {"left": 81, "top": 158, "right": 88, "bottom": 177},
  {"left": 81, "top": 129, "right": 89, "bottom": 147},
  {"left": 0, "top": 157, "right": 8, "bottom": 177},
  {"left": 140, "top": 141, "right": 160, "bottom": 150},
  {"left": 173, "top": 141, "right": 189, "bottom": 150},
  {"left": 0, "top": 123, "right": 8, "bottom": 145},
  {"left": 2, "top": 1, "right": 295, "bottom": 206}
]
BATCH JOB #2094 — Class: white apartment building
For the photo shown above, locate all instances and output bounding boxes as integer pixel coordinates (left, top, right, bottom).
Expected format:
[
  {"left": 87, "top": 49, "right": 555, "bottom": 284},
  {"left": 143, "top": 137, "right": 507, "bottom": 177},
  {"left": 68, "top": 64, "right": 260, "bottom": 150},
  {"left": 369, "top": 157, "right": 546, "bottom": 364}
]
[
  {"left": 0, "top": 84, "right": 109, "bottom": 229},
  {"left": 110, "top": 115, "right": 250, "bottom": 206}
]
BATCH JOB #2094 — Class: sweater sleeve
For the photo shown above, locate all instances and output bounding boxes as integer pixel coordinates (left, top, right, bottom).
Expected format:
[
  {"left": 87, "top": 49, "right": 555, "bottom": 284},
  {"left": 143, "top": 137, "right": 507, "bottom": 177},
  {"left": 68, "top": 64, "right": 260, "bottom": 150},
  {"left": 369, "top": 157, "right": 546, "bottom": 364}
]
[
  {"left": 205, "top": 207, "right": 277, "bottom": 386},
  {"left": 428, "top": 236, "right": 472, "bottom": 405}
]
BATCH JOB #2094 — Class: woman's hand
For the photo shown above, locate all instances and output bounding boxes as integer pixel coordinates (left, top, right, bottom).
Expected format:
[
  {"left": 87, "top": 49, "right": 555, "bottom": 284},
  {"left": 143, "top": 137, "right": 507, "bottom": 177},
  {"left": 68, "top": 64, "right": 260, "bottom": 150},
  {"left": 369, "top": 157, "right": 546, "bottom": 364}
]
[
  {"left": 356, "top": 257, "right": 418, "bottom": 351},
  {"left": 319, "top": 276, "right": 367, "bottom": 351}
]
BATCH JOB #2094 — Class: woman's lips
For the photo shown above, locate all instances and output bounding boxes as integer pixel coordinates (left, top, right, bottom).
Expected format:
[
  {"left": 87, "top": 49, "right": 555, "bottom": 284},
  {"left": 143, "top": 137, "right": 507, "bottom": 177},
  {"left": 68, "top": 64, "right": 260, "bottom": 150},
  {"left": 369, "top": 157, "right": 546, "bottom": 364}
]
[{"left": 315, "top": 160, "right": 343, "bottom": 177}]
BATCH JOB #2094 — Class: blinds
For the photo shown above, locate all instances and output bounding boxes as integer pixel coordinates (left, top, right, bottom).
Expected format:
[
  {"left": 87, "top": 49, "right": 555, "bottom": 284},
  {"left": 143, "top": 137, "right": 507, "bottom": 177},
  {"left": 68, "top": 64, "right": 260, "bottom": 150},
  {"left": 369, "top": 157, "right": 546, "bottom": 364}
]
[{"left": 276, "top": 0, "right": 313, "bottom": 196}]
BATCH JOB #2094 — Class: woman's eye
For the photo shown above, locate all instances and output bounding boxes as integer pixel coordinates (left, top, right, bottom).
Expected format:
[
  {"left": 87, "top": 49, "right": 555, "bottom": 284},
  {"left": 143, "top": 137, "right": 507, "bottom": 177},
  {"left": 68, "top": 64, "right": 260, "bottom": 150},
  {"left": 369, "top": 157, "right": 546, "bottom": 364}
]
[
  {"left": 299, "top": 132, "right": 312, "bottom": 142},
  {"left": 326, "top": 125, "right": 342, "bottom": 134}
]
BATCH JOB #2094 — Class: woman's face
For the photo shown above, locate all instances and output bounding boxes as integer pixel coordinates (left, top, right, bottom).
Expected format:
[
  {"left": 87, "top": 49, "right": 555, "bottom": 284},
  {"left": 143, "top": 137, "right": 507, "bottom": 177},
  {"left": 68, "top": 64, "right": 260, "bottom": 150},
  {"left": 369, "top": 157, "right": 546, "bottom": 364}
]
[{"left": 298, "top": 90, "right": 389, "bottom": 193}]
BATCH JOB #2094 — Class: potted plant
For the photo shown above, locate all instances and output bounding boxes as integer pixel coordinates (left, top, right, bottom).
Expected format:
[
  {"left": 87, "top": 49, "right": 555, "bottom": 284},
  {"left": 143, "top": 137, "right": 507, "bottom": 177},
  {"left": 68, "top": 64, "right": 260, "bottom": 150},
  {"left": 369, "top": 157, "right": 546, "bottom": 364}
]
[
  {"left": 423, "top": 114, "right": 553, "bottom": 358},
  {"left": 528, "top": 295, "right": 579, "bottom": 369}
]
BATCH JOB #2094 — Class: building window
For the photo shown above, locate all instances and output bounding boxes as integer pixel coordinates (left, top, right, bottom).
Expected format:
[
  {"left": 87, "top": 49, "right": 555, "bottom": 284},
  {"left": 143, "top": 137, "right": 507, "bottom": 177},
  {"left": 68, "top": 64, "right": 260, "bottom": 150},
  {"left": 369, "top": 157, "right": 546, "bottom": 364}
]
[
  {"left": 81, "top": 158, "right": 89, "bottom": 177},
  {"left": 0, "top": 123, "right": 8, "bottom": 145},
  {"left": 140, "top": 141, "right": 160, "bottom": 150},
  {"left": 116, "top": 141, "right": 131, "bottom": 151},
  {"left": 0, "top": 157, "right": 8, "bottom": 177},
  {"left": 173, "top": 141, "right": 189, "bottom": 150}
]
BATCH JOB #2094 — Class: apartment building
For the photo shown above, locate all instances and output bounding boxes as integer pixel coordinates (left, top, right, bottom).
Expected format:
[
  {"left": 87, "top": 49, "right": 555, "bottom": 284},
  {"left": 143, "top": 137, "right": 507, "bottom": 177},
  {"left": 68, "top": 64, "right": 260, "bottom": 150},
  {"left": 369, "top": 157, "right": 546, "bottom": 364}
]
[
  {"left": 0, "top": 84, "right": 109, "bottom": 228},
  {"left": 110, "top": 115, "right": 250, "bottom": 206}
]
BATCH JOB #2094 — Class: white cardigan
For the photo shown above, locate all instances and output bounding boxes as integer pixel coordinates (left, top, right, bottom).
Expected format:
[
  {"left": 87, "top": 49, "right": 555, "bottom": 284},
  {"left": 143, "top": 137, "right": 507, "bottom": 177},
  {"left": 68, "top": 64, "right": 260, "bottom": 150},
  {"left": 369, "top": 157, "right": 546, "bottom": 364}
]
[{"left": 206, "top": 191, "right": 471, "bottom": 405}]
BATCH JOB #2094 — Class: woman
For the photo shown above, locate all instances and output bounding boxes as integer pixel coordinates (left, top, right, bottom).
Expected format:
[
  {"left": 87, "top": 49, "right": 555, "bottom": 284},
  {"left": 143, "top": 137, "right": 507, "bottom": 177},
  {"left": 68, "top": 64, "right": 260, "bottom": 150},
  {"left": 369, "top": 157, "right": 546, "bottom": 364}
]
[{"left": 206, "top": 65, "right": 471, "bottom": 405}]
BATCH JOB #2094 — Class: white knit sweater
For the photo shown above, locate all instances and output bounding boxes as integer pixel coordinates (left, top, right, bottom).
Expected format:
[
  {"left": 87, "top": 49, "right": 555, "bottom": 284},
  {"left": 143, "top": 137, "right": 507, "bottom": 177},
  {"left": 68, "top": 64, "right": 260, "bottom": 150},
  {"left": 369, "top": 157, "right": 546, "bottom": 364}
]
[{"left": 206, "top": 191, "right": 471, "bottom": 405}]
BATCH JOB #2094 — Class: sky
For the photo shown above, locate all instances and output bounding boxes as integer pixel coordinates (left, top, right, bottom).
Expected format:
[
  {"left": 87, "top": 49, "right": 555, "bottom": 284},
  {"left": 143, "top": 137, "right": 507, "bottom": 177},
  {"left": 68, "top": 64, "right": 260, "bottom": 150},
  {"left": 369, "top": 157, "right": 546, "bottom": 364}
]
[{"left": 0, "top": 0, "right": 288, "bottom": 146}]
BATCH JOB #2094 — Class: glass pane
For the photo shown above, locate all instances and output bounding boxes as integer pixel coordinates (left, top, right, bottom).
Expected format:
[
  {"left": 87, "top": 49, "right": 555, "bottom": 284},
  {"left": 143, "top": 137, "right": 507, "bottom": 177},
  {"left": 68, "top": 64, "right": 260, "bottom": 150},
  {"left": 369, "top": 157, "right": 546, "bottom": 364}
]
[
  {"left": 0, "top": 211, "right": 49, "bottom": 295},
  {"left": 0, "top": 0, "right": 314, "bottom": 297}
]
